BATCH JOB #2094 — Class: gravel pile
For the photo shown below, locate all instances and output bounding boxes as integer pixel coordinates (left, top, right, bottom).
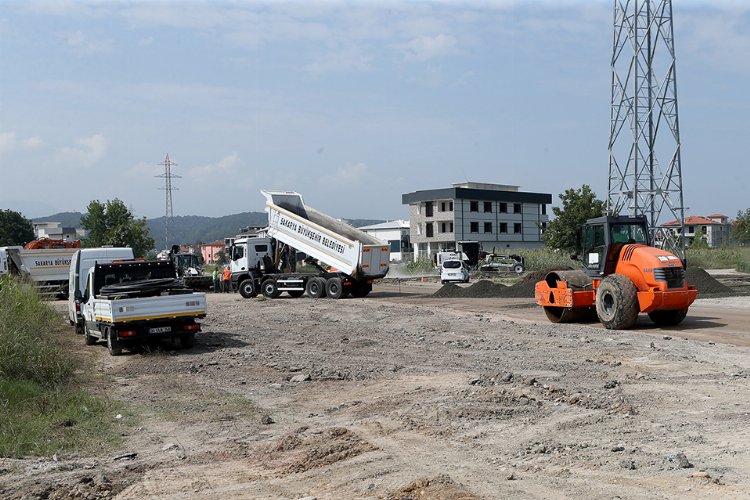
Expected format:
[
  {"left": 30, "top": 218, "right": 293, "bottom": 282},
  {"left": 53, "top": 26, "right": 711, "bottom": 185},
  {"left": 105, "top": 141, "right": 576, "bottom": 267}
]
[
  {"left": 685, "top": 267, "right": 735, "bottom": 296},
  {"left": 434, "top": 266, "right": 739, "bottom": 299}
]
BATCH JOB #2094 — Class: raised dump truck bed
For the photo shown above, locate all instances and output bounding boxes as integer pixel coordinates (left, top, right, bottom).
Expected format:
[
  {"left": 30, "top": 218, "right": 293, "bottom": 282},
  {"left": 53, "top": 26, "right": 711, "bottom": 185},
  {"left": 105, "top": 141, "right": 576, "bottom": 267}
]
[
  {"left": 264, "top": 191, "right": 389, "bottom": 279},
  {"left": 230, "top": 191, "right": 390, "bottom": 300}
]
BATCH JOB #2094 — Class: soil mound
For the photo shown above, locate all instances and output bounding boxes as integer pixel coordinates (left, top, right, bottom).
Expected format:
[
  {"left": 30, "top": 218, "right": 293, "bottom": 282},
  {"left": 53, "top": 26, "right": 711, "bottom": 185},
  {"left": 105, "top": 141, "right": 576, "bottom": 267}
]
[
  {"left": 686, "top": 267, "right": 735, "bottom": 296},
  {"left": 433, "top": 266, "right": 737, "bottom": 299}
]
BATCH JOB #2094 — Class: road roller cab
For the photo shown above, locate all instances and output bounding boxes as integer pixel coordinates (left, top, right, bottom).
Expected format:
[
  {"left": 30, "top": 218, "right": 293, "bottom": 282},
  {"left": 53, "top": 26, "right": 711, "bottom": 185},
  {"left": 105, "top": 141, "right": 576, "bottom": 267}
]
[{"left": 535, "top": 215, "right": 698, "bottom": 329}]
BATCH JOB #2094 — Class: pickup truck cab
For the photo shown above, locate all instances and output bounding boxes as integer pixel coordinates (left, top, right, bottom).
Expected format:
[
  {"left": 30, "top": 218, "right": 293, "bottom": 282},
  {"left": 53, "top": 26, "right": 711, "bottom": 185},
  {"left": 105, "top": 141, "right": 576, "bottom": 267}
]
[
  {"left": 441, "top": 259, "right": 470, "bottom": 284},
  {"left": 78, "top": 260, "right": 207, "bottom": 355}
]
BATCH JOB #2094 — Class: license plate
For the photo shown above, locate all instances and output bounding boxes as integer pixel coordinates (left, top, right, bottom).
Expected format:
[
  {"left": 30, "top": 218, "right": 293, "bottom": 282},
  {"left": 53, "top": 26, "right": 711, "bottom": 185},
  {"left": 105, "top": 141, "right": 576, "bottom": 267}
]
[{"left": 149, "top": 326, "right": 171, "bottom": 334}]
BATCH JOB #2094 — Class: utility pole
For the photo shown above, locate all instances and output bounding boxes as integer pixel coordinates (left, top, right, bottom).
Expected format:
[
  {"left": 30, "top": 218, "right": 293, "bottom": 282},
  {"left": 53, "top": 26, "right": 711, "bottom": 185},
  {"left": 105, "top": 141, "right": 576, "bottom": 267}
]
[
  {"left": 155, "top": 154, "right": 180, "bottom": 250},
  {"left": 608, "top": 0, "right": 686, "bottom": 260}
]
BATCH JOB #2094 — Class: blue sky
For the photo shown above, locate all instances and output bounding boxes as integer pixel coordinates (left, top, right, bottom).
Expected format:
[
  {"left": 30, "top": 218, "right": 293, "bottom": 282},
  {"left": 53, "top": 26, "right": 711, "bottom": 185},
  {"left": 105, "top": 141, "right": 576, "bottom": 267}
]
[{"left": 1, "top": 0, "right": 748, "bottom": 223}]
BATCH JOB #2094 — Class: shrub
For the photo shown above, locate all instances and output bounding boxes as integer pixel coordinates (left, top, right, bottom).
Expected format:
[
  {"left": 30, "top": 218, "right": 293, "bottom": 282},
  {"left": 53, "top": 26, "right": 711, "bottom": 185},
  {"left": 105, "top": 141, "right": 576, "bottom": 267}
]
[{"left": 0, "top": 276, "right": 73, "bottom": 386}]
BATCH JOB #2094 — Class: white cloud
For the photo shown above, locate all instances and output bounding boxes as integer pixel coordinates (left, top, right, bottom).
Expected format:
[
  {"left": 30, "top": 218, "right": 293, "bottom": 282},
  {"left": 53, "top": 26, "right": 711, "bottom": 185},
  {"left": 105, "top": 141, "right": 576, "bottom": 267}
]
[
  {"left": 55, "top": 134, "right": 108, "bottom": 168},
  {"left": 304, "top": 46, "right": 372, "bottom": 75},
  {"left": 188, "top": 153, "right": 240, "bottom": 178},
  {"left": 401, "top": 34, "right": 458, "bottom": 62},
  {"left": 0, "top": 132, "right": 45, "bottom": 154},
  {"left": 319, "top": 162, "right": 368, "bottom": 188},
  {"left": 137, "top": 36, "right": 153, "bottom": 47},
  {"left": 0, "top": 132, "right": 17, "bottom": 155},
  {"left": 22, "top": 136, "right": 43, "bottom": 149},
  {"left": 63, "top": 30, "right": 112, "bottom": 54},
  {"left": 127, "top": 161, "right": 162, "bottom": 176}
]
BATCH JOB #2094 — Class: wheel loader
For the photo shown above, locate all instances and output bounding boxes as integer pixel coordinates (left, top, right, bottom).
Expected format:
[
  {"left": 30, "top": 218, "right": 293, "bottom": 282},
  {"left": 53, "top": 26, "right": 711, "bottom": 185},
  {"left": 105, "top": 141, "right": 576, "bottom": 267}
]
[{"left": 535, "top": 215, "right": 697, "bottom": 329}]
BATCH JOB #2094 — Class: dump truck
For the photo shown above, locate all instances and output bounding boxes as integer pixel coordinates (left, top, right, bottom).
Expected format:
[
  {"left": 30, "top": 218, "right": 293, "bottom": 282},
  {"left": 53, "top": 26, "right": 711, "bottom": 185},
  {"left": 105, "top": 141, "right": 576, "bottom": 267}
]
[
  {"left": 230, "top": 191, "right": 390, "bottom": 299},
  {"left": 76, "top": 259, "right": 207, "bottom": 355},
  {"left": 1, "top": 240, "right": 80, "bottom": 297},
  {"left": 535, "top": 215, "right": 698, "bottom": 329}
]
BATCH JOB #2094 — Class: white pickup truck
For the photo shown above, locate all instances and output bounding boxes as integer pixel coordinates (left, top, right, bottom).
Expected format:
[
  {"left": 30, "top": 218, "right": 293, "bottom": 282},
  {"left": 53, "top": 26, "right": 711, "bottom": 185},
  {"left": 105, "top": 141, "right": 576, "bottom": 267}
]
[{"left": 77, "top": 260, "right": 207, "bottom": 355}]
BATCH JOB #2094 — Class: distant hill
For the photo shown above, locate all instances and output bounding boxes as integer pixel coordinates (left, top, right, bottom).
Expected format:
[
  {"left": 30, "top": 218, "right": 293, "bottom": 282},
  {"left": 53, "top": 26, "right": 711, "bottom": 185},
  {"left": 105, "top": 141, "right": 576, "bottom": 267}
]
[{"left": 33, "top": 212, "right": 384, "bottom": 247}]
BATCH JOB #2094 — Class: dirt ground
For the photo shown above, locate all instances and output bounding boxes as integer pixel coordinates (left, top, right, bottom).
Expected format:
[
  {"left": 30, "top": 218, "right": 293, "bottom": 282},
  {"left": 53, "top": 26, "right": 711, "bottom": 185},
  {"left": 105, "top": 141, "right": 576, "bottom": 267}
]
[{"left": 2, "top": 280, "right": 750, "bottom": 499}]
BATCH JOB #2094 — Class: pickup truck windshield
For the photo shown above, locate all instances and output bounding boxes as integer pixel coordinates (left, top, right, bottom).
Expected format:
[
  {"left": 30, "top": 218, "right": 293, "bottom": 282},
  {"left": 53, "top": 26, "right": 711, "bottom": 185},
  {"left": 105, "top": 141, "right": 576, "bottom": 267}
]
[
  {"left": 443, "top": 261, "right": 462, "bottom": 269},
  {"left": 95, "top": 265, "right": 176, "bottom": 294}
]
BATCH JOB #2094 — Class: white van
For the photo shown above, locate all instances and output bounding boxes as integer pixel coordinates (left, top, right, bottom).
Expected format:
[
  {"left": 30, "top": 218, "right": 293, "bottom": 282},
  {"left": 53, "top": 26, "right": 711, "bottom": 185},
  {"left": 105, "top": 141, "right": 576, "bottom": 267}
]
[
  {"left": 68, "top": 247, "right": 134, "bottom": 331},
  {"left": 441, "top": 259, "right": 470, "bottom": 284}
]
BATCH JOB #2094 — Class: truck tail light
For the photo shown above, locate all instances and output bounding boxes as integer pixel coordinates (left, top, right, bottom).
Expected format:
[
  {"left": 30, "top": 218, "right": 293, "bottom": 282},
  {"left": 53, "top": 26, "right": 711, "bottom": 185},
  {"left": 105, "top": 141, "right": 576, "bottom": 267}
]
[
  {"left": 119, "top": 330, "right": 137, "bottom": 337},
  {"left": 184, "top": 323, "right": 200, "bottom": 332},
  {"left": 75, "top": 303, "right": 80, "bottom": 313}
]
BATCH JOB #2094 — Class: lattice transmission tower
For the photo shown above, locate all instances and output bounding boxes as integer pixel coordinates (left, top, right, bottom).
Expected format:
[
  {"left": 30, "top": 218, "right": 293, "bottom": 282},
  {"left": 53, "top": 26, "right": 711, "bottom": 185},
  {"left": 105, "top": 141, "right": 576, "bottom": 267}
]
[
  {"left": 155, "top": 154, "right": 180, "bottom": 250},
  {"left": 608, "top": 0, "right": 686, "bottom": 259}
]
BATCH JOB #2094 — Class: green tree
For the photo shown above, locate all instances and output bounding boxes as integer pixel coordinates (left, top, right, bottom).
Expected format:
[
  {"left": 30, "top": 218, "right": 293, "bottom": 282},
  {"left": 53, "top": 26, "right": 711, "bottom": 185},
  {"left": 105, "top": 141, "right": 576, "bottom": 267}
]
[
  {"left": 80, "top": 199, "right": 155, "bottom": 257},
  {"left": 542, "top": 185, "right": 606, "bottom": 254},
  {"left": 733, "top": 209, "right": 750, "bottom": 245},
  {"left": 0, "top": 209, "right": 34, "bottom": 246},
  {"left": 689, "top": 226, "right": 709, "bottom": 249}
]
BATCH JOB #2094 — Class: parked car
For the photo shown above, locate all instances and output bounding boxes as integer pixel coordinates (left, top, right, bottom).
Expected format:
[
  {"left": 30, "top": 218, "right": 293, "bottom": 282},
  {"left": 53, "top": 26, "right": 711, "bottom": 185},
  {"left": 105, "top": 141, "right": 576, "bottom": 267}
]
[{"left": 441, "top": 259, "right": 470, "bottom": 284}]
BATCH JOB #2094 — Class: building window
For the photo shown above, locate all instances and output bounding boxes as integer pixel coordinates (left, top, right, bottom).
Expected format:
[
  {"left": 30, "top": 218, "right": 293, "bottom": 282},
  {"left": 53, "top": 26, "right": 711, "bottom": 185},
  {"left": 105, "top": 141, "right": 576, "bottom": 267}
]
[
  {"left": 439, "top": 222, "right": 455, "bottom": 233},
  {"left": 514, "top": 223, "right": 522, "bottom": 234},
  {"left": 499, "top": 202, "right": 507, "bottom": 213},
  {"left": 440, "top": 202, "right": 446, "bottom": 212},
  {"left": 470, "top": 222, "right": 479, "bottom": 233},
  {"left": 688, "top": 225, "right": 694, "bottom": 233},
  {"left": 514, "top": 203, "right": 522, "bottom": 214},
  {"left": 426, "top": 223, "right": 434, "bottom": 238},
  {"left": 541, "top": 204, "right": 547, "bottom": 215},
  {"left": 470, "top": 201, "right": 479, "bottom": 212},
  {"left": 483, "top": 201, "right": 492, "bottom": 213},
  {"left": 500, "top": 223, "right": 508, "bottom": 234},
  {"left": 541, "top": 222, "right": 547, "bottom": 233},
  {"left": 449, "top": 201, "right": 453, "bottom": 211},
  {"left": 425, "top": 202, "right": 433, "bottom": 217},
  {"left": 484, "top": 222, "right": 492, "bottom": 233}
]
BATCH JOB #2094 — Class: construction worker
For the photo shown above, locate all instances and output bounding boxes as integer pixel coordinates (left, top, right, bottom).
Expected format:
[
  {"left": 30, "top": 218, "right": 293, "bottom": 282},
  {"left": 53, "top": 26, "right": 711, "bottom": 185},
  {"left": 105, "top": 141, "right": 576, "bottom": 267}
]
[
  {"left": 222, "top": 266, "right": 231, "bottom": 293},
  {"left": 212, "top": 268, "right": 218, "bottom": 293}
]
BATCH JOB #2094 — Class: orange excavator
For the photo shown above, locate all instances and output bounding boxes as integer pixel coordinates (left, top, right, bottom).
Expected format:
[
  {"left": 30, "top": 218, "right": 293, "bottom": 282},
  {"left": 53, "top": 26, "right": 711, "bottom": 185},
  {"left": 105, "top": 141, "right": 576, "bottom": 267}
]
[{"left": 535, "top": 215, "right": 697, "bottom": 329}]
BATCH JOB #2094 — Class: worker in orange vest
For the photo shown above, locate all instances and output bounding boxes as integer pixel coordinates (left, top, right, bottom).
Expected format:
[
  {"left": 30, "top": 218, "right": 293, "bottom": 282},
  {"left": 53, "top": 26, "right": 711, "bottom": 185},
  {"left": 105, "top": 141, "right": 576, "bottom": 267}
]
[{"left": 222, "top": 267, "right": 232, "bottom": 293}]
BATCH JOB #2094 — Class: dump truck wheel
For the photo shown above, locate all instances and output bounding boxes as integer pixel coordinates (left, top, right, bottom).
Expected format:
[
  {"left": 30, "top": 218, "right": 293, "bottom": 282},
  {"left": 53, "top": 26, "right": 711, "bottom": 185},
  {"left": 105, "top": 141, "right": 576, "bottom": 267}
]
[
  {"left": 648, "top": 308, "right": 688, "bottom": 327},
  {"left": 261, "top": 279, "right": 281, "bottom": 299},
  {"left": 239, "top": 279, "right": 257, "bottom": 298},
  {"left": 287, "top": 290, "right": 305, "bottom": 298},
  {"left": 306, "top": 277, "right": 326, "bottom": 298},
  {"left": 326, "top": 277, "right": 344, "bottom": 299},
  {"left": 351, "top": 281, "right": 370, "bottom": 298},
  {"left": 596, "top": 274, "right": 639, "bottom": 330},
  {"left": 106, "top": 327, "right": 122, "bottom": 356}
]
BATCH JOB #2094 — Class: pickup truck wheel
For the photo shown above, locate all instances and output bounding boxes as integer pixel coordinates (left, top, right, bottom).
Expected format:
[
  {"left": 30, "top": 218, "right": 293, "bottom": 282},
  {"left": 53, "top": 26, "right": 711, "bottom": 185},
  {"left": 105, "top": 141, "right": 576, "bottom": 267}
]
[
  {"left": 305, "top": 278, "right": 326, "bottom": 299},
  {"left": 84, "top": 327, "right": 97, "bottom": 346},
  {"left": 238, "top": 279, "right": 257, "bottom": 298},
  {"left": 261, "top": 279, "right": 281, "bottom": 299},
  {"left": 106, "top": 328, "right": 123, "bottom": 356},
  {"left": 326, "top": 278, "right": 344, "bottom": 299},
  {"left": 181, "top": 332, "right": 195, "bottom": 349},
  {"left": 648, "top": 308, "right": 688, "bottom": 326},
  {"left": 75, "top": 322, "right": 85, "bottom": 335},
  {"left": 287, "top": 290, "right": 305, "bottom": 298},
  {"left": 596, "top": 274, "right": 639, "bottom": 330}
]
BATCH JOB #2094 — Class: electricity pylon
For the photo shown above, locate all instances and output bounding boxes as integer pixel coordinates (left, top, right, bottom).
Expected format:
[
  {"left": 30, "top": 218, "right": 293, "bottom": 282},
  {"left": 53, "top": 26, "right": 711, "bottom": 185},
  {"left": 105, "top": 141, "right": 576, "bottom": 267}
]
[{"left": 608, "top": 0, "right": 686, "bottom": 259}]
